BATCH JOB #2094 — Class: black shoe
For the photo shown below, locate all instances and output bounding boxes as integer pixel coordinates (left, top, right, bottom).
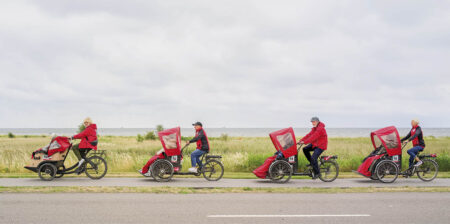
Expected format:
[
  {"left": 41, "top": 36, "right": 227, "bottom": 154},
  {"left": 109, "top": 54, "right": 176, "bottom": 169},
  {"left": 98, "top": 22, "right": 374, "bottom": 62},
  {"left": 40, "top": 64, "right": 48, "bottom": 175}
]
[
  {"left": 311, "top": 173, "right": 319, "bottom": 180},
  {"left": 75, "top": 167, "right": 84, "bottom": 175}
]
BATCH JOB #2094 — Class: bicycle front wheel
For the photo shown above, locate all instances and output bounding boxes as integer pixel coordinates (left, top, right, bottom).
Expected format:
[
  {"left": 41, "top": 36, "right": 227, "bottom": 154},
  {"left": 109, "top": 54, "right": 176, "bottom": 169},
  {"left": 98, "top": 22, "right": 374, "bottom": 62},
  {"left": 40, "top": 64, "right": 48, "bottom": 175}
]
[
  {"left": 202, "top": 159, "right": 224, "bottom": 181},
  {"left": 416, "top": 159, "right": 438, "bottom": 182},
  {"left": 85, "top": 156, "right": 108, "bottom": 180},
  {"left": 319, "top": 160, "right": 339, "bottom": 182}
]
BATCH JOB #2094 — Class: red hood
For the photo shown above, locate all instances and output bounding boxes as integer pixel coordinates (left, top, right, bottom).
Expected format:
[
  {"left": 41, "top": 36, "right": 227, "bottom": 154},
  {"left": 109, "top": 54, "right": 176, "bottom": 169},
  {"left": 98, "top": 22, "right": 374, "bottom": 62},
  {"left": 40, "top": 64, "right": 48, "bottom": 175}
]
[
  {"left": 87, "top": 124, "right": 97, "bottom": 130},
  {"left": 315, "top": 122, "right": 325, "bottom": 129}
]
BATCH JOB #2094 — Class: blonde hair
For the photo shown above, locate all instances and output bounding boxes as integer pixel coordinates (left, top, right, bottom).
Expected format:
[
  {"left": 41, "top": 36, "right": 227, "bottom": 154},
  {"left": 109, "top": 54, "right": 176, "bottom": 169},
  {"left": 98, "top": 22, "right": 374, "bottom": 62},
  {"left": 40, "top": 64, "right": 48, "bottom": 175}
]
[
  {"left": 412, "top": 119, "right": 420, "bottom": 125},
  {"left": 83, "top": 117, "right": 93, "bottom": 125}
]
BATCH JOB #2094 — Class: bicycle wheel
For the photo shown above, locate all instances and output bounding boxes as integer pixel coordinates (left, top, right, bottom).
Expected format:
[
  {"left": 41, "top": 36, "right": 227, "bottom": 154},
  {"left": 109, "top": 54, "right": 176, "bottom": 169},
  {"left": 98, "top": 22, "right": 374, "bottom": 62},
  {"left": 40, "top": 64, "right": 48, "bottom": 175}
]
[
  {"left": 375, "top": 160, "right": 398, "bottom": 183},
  {"left": 268, "top": 160, "right": 292, "bottom": 183},
  {"left": 202, "top": 159, "right": 224, "bottom": 181},
  {"left": 319, "top": 160, "right": 339, "bottom": 182},
  {"left": 151, "top": 159, "right": 174, "bottom": 182},
  {"left": 416, "top": 159, "right": 438, "bottom": 182},
  {"left": 84, "top": 156, "right": 108, "bottom": 180},
  {"left": 38, "top": 163, "right": 57, "bottom": 181}
]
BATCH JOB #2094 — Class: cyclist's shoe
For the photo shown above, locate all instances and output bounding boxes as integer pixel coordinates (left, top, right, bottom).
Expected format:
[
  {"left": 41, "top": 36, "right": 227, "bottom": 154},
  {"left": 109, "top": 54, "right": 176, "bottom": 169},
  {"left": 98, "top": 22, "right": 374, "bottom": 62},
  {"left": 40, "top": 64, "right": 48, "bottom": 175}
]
[
  {"left": 414, "top": 160, "right": 423, "bottom": 167},
  {"left": 188, "top": 167, "right": 198, "bottom": 173},
  {"left": 311, "top": 172, "right": 320, "bottom": 180},
  {"left": 138, "top": 169, "right": 152, "bottom": 177}
]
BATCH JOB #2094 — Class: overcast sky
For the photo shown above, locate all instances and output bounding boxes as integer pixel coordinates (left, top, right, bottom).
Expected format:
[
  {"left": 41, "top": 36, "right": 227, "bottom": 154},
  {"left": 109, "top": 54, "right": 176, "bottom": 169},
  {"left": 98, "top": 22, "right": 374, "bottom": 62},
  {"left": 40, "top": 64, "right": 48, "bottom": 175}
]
[{"left": 1, "top": 0, "right": 449, "bottom": 128}]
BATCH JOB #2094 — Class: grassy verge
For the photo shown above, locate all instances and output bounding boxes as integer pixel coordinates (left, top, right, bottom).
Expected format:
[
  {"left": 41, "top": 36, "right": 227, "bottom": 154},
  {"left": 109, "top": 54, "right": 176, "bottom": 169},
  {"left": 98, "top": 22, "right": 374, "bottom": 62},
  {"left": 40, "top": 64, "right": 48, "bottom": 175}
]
[
  {"left": 1, "top": 186, "right": 449, "bottom": 194},
  {"left": 1, "top": 135, "right": 449, "bottom": 174}
]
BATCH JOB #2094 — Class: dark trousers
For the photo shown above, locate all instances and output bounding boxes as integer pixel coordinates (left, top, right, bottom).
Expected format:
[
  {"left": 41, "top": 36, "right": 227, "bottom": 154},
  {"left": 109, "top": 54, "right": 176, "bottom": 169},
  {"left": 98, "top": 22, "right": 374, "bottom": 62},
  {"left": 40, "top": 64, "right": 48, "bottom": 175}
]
[
  {"left": 407, "top": 146, "right": 424, "bottom": 167},
  {"left": 303, "top": 144, "right": 324, "bottom": 175},
  {"left": 72, "top": 144, "right": 91, "bottom": 161}
]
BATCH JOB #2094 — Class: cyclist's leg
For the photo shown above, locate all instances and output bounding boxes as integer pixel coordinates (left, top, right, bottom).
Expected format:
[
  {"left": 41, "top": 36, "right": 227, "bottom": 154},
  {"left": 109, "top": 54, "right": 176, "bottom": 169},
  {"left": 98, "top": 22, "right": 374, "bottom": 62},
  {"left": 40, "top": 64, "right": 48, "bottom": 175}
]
[
  {"left": 302, "top": 144, "right": 314, "bottom": 164},
  {"left": 407, "top": 146, "right": 421, "bottom": 168},
  {"left": 196, "top": 150, "right": 206, "bottom": 168},
  {"left": 311, "top": 148, "right": 324, "bottom": 175},
  {"left": 79, "top": 148, "right": 91, "bottom": 160},
  {"left": 191, "top": 149, "right": 204, "bottom": 167}
]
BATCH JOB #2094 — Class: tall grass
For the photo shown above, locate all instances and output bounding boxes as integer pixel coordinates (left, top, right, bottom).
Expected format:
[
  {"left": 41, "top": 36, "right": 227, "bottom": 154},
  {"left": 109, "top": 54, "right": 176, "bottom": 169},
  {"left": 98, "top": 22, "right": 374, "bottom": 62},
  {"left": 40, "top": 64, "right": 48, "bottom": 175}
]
[{"left": 0, "top": 135, "right": 448, "bottom": 173}]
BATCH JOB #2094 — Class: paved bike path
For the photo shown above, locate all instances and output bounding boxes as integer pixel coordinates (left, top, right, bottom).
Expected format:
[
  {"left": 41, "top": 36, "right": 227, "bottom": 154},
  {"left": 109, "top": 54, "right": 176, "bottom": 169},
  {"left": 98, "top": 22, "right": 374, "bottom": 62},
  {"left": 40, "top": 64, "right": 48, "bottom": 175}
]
[{"left": 1, "top": 178, "right": 449, "bottom": 188}]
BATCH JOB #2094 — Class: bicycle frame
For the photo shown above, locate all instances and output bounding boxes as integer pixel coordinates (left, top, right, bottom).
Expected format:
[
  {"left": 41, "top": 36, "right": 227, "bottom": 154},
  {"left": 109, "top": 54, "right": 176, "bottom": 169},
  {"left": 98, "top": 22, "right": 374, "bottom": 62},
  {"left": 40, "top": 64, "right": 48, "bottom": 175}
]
[
  {"left": 56, "top": 141, "right": 107, "bottom": 175},
  {"left": 282, "top": 144, "right": 337, "bottom": 176},
  {"left": 160, "top": 144, "right": 222, "bottom": 176}
]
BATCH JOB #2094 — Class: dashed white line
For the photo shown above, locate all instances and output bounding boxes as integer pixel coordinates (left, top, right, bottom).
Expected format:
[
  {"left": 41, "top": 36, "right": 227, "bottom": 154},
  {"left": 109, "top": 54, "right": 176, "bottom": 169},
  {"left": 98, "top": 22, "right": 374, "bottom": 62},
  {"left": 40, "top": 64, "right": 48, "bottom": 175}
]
[{"left": 208, "top": 214, "right": 371, "bottom": 218}]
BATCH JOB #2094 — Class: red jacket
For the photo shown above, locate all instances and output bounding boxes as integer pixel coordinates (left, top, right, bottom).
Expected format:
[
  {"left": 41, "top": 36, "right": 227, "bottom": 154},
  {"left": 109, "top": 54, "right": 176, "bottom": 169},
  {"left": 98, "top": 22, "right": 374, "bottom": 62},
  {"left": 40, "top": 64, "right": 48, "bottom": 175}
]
[
  {"left": 73, "top": 124, "right": 98, "bottom": 150},
  {"left": 301, "top": 122, "right": 328, "bottom": 150}
]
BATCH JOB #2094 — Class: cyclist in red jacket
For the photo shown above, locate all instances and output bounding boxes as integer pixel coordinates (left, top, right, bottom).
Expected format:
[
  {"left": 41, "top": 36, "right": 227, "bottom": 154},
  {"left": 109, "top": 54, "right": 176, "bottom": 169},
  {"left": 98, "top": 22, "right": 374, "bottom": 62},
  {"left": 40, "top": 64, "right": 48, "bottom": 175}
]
[
  {"left": 69, "top": 117, "right": 98, "bottom": 174},
  {"left": 299, "top": 117, "right": 328, "bottom": 179}
]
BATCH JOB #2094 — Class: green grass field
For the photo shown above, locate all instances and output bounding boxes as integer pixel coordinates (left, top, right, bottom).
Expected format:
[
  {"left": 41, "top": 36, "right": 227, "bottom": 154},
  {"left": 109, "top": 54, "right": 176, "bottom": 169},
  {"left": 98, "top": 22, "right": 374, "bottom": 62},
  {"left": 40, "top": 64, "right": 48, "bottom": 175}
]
[{"left": 1, "top": 135, "right": 449, "bottom": 175}]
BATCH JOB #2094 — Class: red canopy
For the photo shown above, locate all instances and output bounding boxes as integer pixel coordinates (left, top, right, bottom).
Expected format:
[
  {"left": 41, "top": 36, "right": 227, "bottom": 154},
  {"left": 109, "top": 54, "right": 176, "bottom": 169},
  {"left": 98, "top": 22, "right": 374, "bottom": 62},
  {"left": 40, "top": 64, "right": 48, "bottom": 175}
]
[
  {"left": 158, "top": 127, "right": 182, "bottom": 156},
  {"left": 370, "top": 126, "right": 402, "bottom": 156},
  {"left": 269, "top": 127, "right": 297, "bottom": 158},
  {"left": 34, "top": 136, "right": 71, "bottom": 157}
]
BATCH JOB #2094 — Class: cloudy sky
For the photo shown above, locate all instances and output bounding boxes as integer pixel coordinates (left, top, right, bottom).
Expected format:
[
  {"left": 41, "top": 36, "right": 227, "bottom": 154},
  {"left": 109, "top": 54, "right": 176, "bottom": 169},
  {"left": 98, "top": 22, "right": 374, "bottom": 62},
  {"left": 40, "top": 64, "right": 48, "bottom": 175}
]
[{"left": 1, "top": 0, "right": 449, "bottom": 128}]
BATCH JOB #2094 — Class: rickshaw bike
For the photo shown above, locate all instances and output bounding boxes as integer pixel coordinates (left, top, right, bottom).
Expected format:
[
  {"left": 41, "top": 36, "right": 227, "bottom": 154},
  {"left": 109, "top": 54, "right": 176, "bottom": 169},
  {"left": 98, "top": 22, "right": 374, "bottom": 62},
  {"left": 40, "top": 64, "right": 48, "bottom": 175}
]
[
  {"left": 355, "top": 126, "right": 438, "bottom": 183},
  {"left": 253, "top": 127, "right": 339, "bottom": 183},
  {"left": 147, "top": 127, "right": 224, "bottom": 182},
  {"left": 24, "top": 136, "right": 107, "bottom": 181}
]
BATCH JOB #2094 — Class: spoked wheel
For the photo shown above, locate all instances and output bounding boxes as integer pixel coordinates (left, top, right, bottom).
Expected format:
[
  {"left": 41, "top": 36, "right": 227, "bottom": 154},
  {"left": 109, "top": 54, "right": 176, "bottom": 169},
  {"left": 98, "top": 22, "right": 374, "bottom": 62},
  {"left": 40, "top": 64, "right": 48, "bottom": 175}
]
[
  {"left": 319, "top": 160, "right": 339, "bottom": 182},
  {"left": 416, "top": 159, "right": 438, "bottom": 182},
  {"left": 84, "top": 156, "right": 108, "bottom": 180},
  {"left": 202, "top": 159, "right": 224, "bottom": 181},
  {"left": 268, "top": 160, "right": 292, "bottom": 183},
  {"left": 55, "top": 165, "right": 65, "bottom": 178},
  {"left": 375, "top": 160, "right": 399, "bottom": 183},
  {"left": 151, "top": 159, "right": 174, "bottom": 182},
  {"left": 38, "top": 163, "right": 57, "bottom": 181}
]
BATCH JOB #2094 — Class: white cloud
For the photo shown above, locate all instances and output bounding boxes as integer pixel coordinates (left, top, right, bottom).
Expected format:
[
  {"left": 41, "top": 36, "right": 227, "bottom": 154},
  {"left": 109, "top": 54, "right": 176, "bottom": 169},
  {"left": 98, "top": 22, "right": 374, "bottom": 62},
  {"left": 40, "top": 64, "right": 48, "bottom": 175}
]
[{"left": 1, "top": 0, "right": 449, "bottom": 128}]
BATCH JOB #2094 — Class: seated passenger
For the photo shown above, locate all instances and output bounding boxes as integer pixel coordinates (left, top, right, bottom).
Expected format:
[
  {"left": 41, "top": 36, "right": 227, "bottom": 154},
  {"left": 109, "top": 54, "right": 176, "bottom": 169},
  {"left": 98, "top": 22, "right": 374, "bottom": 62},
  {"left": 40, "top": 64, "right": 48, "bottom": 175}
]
[{"left": 139, "top": 148, "right": 165, "bottom": 177}]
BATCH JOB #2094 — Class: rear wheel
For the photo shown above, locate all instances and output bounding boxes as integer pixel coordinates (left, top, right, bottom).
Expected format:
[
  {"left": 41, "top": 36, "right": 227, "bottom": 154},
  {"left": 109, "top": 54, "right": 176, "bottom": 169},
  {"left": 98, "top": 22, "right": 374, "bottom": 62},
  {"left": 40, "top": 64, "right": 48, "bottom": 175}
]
[
  {"left": 38, "top": 163, "right": 57, "bottom": 181},
  {"left": 268, "top": 160, "right": 292, "bottom": 183},
  {"left": 85, "top": 156, "right": 108, "bottom": 180},
  {"left": 319, "top": 160, "right": 339, "bottom": 182},
  {"left": 416, "top": 159, "right": 438, "bottom": 182},
  {"left": 375, "top": 160, "right": 399, "bottom": 183},
  {"left": 202, "top": 159, "right": 224, "bottom": 181},
  {"left": 151, "top": 159, "right": 174, "bottom": 182}
]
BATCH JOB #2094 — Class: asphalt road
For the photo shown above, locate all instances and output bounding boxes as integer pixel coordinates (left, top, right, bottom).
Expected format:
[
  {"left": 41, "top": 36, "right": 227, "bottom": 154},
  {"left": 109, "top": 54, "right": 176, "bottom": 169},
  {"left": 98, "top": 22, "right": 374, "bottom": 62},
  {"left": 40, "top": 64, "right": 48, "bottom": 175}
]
[
  {"left": 1, "top": 177, "right": 449, "bottom": 188},
  {"left": 1, "top": 193, "right": 449, "bottom": 224}
]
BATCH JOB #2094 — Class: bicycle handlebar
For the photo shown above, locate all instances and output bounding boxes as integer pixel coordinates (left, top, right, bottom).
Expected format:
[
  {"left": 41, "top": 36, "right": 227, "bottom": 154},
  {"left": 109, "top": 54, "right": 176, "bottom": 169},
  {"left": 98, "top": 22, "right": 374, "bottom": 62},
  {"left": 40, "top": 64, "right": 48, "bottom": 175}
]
[{"left": 401, "top": 141, "right": 409, "bottom": 149}]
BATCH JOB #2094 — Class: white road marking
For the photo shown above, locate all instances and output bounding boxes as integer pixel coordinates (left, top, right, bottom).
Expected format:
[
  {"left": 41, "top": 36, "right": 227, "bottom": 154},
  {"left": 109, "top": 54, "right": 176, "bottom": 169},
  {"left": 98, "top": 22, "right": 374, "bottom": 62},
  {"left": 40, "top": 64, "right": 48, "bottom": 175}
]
[{"left": 208, "top": 214, "right": 371, "bottom": 218}]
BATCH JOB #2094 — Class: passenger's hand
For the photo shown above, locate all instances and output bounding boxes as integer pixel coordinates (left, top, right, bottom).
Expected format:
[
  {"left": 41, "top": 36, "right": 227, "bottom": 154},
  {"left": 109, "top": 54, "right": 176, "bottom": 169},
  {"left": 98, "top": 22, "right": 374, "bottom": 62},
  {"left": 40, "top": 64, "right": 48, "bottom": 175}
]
[{"left": 185, "top": 141, "right": 190, "bottom": 145}]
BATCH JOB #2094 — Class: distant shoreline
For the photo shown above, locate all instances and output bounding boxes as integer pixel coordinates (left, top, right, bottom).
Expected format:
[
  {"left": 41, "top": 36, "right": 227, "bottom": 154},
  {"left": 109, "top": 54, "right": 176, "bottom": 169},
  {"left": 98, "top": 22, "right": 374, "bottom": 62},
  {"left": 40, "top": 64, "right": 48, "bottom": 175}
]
[{"left": 1, "top": 128, "right": 449, "bottom": 137}]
